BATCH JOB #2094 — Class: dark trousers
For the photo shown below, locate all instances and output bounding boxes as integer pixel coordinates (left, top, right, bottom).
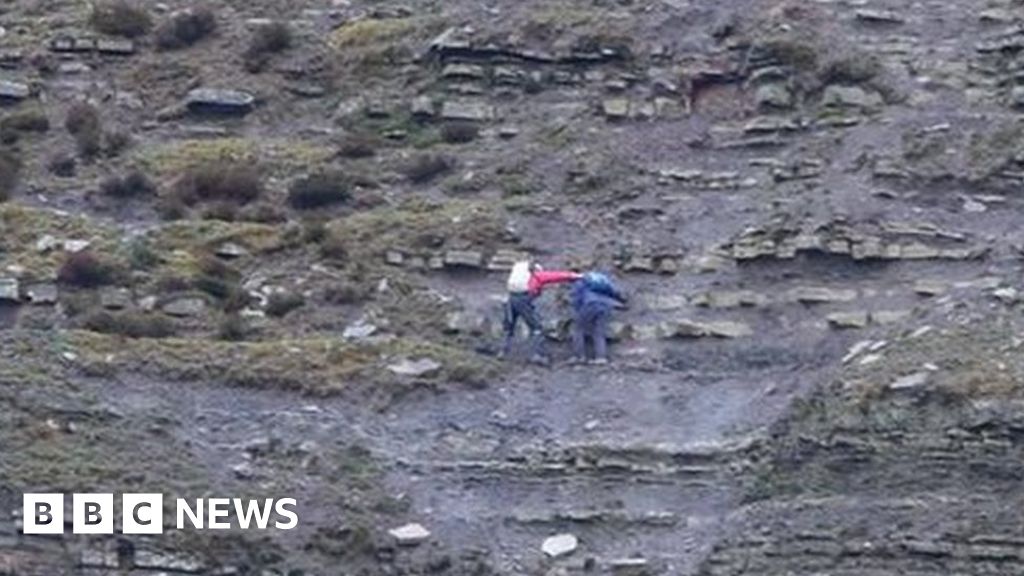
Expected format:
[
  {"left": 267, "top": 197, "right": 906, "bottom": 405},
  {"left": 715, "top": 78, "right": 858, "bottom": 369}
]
[
  {"left": 503, "top": 292, "right": 544, "bottom": 357},
  {"left": 573, "top": 303, "right": 610, "bottom": 360}
]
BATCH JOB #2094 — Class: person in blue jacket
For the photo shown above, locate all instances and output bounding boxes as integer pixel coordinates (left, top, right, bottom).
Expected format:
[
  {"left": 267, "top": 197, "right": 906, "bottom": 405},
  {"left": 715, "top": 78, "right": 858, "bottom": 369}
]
[{"left": 570, "top": 272, "right": 628, "bottom": 365}]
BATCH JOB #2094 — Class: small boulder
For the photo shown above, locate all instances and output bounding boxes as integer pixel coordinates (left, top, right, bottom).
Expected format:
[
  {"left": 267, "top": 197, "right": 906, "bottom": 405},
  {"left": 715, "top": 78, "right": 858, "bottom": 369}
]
[
  {"left": 822, "top": 85, "right": 882, "bottom": 110},
  {"left": 100, "top": 288, "right": 133, "bottom": 310},
  {"left": 994, "top": 287, "right": 1020, "bottom": 304},
  {"left": 788, "top": 286, "right": 858, "bottom": 304},
  {"left": 411, "top": 96, "right": 435, "bottom": 118},
  {"left": 444, "top": 250, "right": 484, "bottom": 269},
  {"left": 24, "top": 283, "right": 58, "bottom": 305},
  {"left": 96, "top": 39, "right": 135, "bottom": 55},
  {"left": 542, "top": 533, "right": 578, "bottom": 558},
  {"left": 444, "top": 310, "right": 486, "bottom": 335},
  {"left": 827, "top": 311, "right": 869, "bottom": 329},
  {"left": 702, "top": 321, "right": 753, "bottom": 339},
  {"left": 186, "top": 88, "right": 255, "bottom": 115},
  {"left": 387, "top": 358, "right": 442, "bottom": 378},
  {"left": 0, "top": 278, "right": 18, "bottom": 301},
  {"left": 343, "top": 321, "right": 377, "bottom": 340},
  {"left": 871, "top": 310, "right": 911, "bottom": 325},
  {"left": 216, "top": 243, "right": 249, "bottom": 259},
  {"left": 0, "top": 80, "right": 30, "bottom": 101},
  {"left": 388, "top": 523, "right": 431, "bottom": 546},
  {"left": 36, "top": 235, "right": 59, "bottom": 253},
  {"left": 913, "top": 280, "right": 947, "bottom": 297},
  {"left": 63, "top": 239, "right": 91, "bottom": 253},
  {"left": 609, "top": 558, "right": 649, "bottom": 576},
  {"left": 855, "top": 9, "right": 905, "bottom": 24},
  {"left": 602, "top": 98, "right": 629, "bottom": 119},
  {"left": 889, "top": 372, "right": 929, "bottom": 391},
  {"left": 488, "top": 250, "right": 529, "bottom": 271},
  {"left": 440, "top": 100, "right": 493, "bottom": 122},
  {"left": 162, "top": 297, "right": 207, "bottom": 317},
  {"left": 755, "top": 83, "right": 793, "bottom": 110}
]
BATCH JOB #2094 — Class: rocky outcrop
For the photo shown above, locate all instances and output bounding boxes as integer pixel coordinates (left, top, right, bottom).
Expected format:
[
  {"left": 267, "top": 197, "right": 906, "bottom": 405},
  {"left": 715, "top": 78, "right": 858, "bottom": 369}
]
[{"left": 700, "top": 321, "right": 1024, "bottom": 575}]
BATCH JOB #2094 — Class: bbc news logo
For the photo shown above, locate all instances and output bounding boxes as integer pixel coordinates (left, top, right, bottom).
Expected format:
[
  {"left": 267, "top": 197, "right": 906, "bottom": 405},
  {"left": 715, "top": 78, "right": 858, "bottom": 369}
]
[{"left": 23, "top": 494, "right": 298, "bottom": 534}]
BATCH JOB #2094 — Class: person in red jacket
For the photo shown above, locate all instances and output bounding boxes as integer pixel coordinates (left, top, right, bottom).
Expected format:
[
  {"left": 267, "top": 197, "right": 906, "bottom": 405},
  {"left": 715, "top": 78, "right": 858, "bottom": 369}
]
[{"left": 501, "top": 260, "right": 581, "bottom": 364}]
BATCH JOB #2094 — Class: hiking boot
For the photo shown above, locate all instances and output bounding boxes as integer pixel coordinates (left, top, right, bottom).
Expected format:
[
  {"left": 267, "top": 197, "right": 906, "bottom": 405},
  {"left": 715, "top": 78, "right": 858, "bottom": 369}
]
[{"left": 591, "top": 358, "right": 609, "bottom": 366}]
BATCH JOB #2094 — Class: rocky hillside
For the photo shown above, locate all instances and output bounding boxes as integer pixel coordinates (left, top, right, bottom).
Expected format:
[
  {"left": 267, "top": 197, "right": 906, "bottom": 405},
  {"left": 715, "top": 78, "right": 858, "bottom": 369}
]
[{"left": 4, "top": 0, "right": 1024, "bottom": 574}]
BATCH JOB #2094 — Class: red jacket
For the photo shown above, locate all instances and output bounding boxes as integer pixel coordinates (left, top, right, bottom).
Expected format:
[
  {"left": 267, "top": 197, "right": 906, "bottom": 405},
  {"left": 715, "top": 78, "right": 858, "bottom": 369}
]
[{"left": 528, "top": 270, "right": 580, "bottom": 297}]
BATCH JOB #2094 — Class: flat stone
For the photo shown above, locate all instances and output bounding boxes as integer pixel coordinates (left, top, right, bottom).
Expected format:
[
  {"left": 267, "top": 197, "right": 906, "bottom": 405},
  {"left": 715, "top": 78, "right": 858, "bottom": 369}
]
[
  {"left": 342, "top": 321, "right": 377, "bottom": 340},
  {"left": 442, "top": 63, "right": 485, "bottom": 79},
  {"left": 664, "top": 319, "right": 751, "bottom": 339},
  {"left": 827, "top": 311, "right": 869, "bottom": 329},
  {"left": 231, "top": 462, "right": 255, "bottom": 480},
  {"left": 133, "top": 550, "right": 203, "bottom": 572},
  {"left": 488, "top": 249, "right": 529, "bottom": 271},
  {"left": 788, "top": 286, "right": 858, "bottom": 304},
  {"left": 693, "top": 290, "right": 766, "bottom": 309},
  {"left": 36, "top": 234, "right": 59, "bottom": 253},
  {"left": 59, "top": 62, "right": 92, "bottom": 75},
  {"left": 51, "top": 36, "right": 96, "bottom": 53},
  {"left": 889, "top": 372, "right": 929, "bottom": 391},
  {"left": 185, "top": 88, "right": 255, "bottom": 115},
  {"left": 389, "top": 523, "right": 430, "bottom": 545},
  {"left": 24, "top": 283, "right": 57, "bottom": 305},
  {"left": 0, "top": 80, "right": 30, "bottom": 100},
  {"left": 443, "top": 250, "right": 484, "bottom": 268},
  {"left": 542, "top": 533, "right": 578, "bottom": 558},
  {"left": 623, "top": 255, "right": 655, "bottom": 273},
  {"left": 755, "top": 83, "right": 793, "bottom": 110},
  {"left": 610, "top": 558, "right": 649, "bottom": 576},
  {"left": 647, "top": 294, "right": 688, "bottom": 311},
  {"left": 855, "top": 9, "right": 905, "bottom": 24},
  {"left": 364, "top": 101, "right": 390, "bottom": 118},
  {"left": 897, "top": 243, "right": 942, "bottom": 259},
  {"left": 162, "top": 297, "right": 207, "bottom": 317},
  {"left": 979, "top": 8, "right": 1014, "bottom": 23},
  {"left": 428, "top": 26, "right": 469, "bottom": 52},
  {"left": 994, "top": 287, "right": 1020, "bottom": 304},
  {"left": 100, "top": 288, "right": 132, "bottom": 310},
  {"left": 497, "top": 125, "right": 519, "bottom": 139},
  {"left": 702, "top": 321, "right": 753, "bottom": 338},
  {"left": 822, "top": 85, "right": 882, "bottom": 110},
  {"left": 440, "top": 99, "right": 493, "bottom": 121},
  {"left": 603, "top": 98, "right": 630, "bottom": 119},
  {"left": 387, "top": 358, "right": 442, "bottom": 378},
  {"left": 444, "top": 310, "right": 486, "bottom": 335},
  {"left": 96, "top": 39, "right": 135, "bottom": 55},
  {"left": 694, "top": 254, "right": 730, "bottom": 273},
  {"left": 411, "top": 95, "right": 435, "bottom": 118},
  {"left": 913, "top": 280, "right": 947, "bottom": 297},
  {"left": 872, "top": 310, "right": 911, "bottom": 324},
  {"left": 0, "top": 278, "right": 18, "bottom": 301},
  {"left": 216, "top": 242, "right": 249, "bottom": 259},
  {"left": 63, "top": 239, "right": 90, "bottom": 253}
]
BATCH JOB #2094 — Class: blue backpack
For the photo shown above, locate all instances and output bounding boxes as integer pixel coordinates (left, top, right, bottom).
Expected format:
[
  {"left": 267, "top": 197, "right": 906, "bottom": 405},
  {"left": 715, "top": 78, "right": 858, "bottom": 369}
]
[{"left": 582, "top": 272, "right": 617, "bottom": 297}]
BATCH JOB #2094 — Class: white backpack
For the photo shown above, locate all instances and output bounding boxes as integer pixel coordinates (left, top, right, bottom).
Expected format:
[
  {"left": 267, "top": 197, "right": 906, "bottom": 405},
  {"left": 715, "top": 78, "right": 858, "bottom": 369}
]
[{"left": 507, "top": 261, "right": 531, "bottom": 293}]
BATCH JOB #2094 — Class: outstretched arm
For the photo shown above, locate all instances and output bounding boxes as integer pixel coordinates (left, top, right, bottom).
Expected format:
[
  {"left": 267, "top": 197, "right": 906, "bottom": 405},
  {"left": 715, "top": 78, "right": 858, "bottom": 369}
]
[{"left": 533, "top": 270, "right": 582, "bottom": 288}]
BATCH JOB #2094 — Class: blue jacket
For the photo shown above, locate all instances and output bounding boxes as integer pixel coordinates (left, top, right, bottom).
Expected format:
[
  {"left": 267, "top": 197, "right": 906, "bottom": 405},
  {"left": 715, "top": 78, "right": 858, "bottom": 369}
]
[{"left": 571, "top": 277, "right": 626, "bottom": 314}]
